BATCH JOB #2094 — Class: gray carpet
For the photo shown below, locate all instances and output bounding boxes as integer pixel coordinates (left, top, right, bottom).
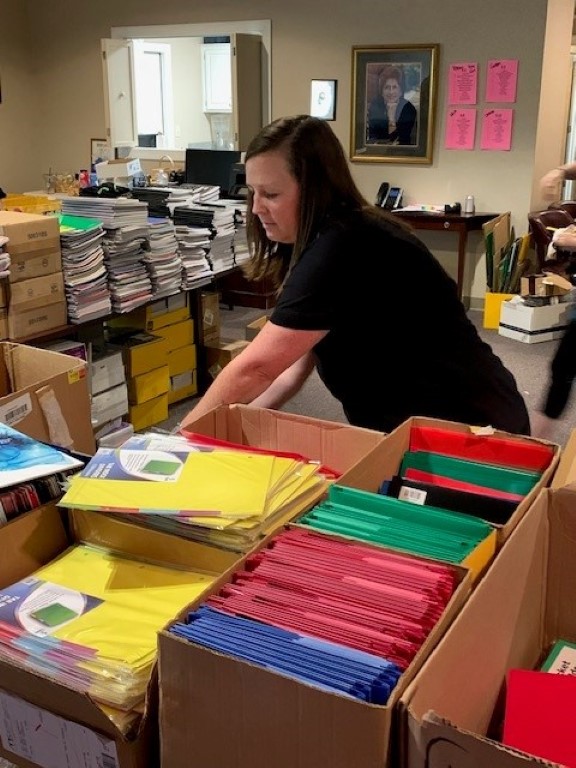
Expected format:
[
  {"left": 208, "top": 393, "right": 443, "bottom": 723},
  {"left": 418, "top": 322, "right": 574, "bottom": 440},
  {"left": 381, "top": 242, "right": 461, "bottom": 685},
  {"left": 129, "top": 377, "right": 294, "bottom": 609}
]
[{"left": 163, "top": 305, "right": 573, "bottom": 447}]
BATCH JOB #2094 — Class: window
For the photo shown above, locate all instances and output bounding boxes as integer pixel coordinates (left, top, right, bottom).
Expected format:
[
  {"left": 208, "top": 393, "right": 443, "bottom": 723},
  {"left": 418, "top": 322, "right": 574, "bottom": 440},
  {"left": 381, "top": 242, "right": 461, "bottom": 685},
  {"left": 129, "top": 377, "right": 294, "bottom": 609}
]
[{"left": 133, "top": 41, "right": 174, "bottom": 148}]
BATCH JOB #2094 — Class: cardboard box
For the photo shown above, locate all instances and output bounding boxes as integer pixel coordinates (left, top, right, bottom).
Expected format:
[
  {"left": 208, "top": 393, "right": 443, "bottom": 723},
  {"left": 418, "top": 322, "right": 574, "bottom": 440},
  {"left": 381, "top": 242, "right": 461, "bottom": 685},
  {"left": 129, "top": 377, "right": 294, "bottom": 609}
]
[
  {"left": 0, "top": 308, "right": 7, "bottom": 341},
  {"left": 152, "top": 319, "right": 194, "bottom": 353},
  {"left": 108, "top": 303, "right": 191, "bottom": 332},
  {"left": 95, "top": 158, "right": 142, "bottom": 181},
  {"left": 128, "top": 392, "right": 169, "bottom": 431},
  {"left": 44, "top": 339, "right": 88, "bottom": 362},
  {"left": 158, "top": 541, "right": 473, "bottom": 768},
  {"left": 200, "top": 291, "right": 221, "bottom": 344},
  {"left": 401, "top": 485, "right": 576, "bottom": 768},
  {"left": 7, "top": 272, "right": 67, "bottom": 339},
  {"left": 183, "top": 403, "right": 385, "bottom": 477},
  {"left": 338, "top": 416, "right": 559, "bottom": 547},
  {"left": 91, "top": 382, "right": 129, "bottom": 429},
  {"left": 0, "top": 341, "right": 94, "bottom": 454},
  {"left": 498, "top": 298, "right": 571, "bottom": 343},
  {"left": 0, "top": 280, "right": 8, "bottom": 309},
  {"left": 109, "top": 331, "right": 168, "bottom": 378},
  {"left": 206, "top": 338, "right": 250, "bottom": 379},
  {"left": 0, "top": 210, "right": 62, "bottom": 283},
  {"left": 128, "top": 365, "right": 170, "bottom": 405},
  {"left": 245, "top": 314, "right": 268, "bottom": 340},
  {"left": 90, "top": 349, "right": 126, "bottom": 396},
  {"left": 0, "top": 503, "right": 241, "bottom": 768},
  {"left": 483, "top": 292, "right": 515, "bottom": 330},
  {"left": 168, "top": 369, "right": 198, "bottom": 405},
  {"left": 551, "top": 427, "right": 576, "bottom": 489},
  {"left": 167, "top": 344, "right": 197, "bottom": 378},
  {"left": 521, "top": 273, "right": 570, "bottom": 297}
]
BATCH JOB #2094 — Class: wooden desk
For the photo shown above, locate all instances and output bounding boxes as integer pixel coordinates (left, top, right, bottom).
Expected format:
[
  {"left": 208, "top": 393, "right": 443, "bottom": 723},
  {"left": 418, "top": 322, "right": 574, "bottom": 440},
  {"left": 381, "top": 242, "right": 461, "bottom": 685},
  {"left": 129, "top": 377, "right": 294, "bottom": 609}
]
[{"left": 394, "top": 211, "right": 499, "bottom": 300}]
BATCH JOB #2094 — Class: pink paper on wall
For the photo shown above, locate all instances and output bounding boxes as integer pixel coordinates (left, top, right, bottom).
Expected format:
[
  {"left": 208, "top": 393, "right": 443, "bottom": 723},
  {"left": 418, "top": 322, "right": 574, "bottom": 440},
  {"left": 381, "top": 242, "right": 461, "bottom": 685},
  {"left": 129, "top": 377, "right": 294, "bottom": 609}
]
[
  {"left": 444, "top": 108, "right": 476, "bottom": 150},
  {"left": 480, "top": 108, "right": 513, "bottom": 151},
  {"left": 448, "top": 63, "right": 478, "bottom": 105},
  {"left": 485, "top": 59, "right": 518, "bottom": 103}
]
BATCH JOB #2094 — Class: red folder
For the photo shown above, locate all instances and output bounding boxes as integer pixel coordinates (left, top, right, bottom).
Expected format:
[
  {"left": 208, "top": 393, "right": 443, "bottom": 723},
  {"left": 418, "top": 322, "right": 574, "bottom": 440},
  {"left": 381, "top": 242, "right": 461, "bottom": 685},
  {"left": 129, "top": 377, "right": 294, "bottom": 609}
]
[
  {"left": 404, "top": 467, "right": 524, "bottom": 502},
  {"left": 409, "top": 426, "right": 554, "bottom": 472},
  {"left": 503, "top": 668, "right": 576, "bottom": 767}
]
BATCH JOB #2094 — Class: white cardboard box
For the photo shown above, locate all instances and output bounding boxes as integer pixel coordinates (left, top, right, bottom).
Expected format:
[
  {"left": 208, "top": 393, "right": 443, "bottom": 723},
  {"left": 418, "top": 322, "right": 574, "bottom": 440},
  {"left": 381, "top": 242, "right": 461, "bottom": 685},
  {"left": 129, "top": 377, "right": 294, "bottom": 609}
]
[
  {"left": 90, "top": 349, "right": 126, "bottom": 396},
  {"left": 91, "top": 382, "right": 128, "bottom": 428},
  {"left": 498, "top": 299, "right": 571, "bottom": 343}
]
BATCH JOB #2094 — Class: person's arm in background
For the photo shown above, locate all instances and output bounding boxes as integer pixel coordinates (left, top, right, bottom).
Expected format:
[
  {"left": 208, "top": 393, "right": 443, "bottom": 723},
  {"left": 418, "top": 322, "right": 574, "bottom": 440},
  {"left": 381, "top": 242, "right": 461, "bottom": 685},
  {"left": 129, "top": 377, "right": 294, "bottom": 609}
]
[
  {"left": 249, "top": 351, "right": 316, "bottom": 409},
  {"left": 540, "top": 161, "right": 576, "bottom": 200},
  {"left": 180, "top": 321, "right": 326, "bottom": 429}
]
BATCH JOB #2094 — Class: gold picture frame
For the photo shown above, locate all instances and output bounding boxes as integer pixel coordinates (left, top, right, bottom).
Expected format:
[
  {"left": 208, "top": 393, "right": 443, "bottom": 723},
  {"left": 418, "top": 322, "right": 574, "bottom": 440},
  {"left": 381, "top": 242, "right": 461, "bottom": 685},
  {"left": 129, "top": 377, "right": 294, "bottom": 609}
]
[{"left": 350, "top": 44, "right": 439, "bottom": 164}]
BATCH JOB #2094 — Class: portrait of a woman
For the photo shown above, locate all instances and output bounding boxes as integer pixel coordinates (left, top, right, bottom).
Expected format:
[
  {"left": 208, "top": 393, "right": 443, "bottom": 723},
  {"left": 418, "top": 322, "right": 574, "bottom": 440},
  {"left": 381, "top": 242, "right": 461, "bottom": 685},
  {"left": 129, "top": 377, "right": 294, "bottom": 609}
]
[{"left": 366, "top": 65, "right": 417, "bottom": 145}]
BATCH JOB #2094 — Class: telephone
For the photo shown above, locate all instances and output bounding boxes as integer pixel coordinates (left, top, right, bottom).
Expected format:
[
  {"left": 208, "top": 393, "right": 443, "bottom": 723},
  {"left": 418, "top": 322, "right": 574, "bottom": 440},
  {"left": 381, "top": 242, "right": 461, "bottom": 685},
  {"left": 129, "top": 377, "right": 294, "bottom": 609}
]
[
  {"left": 375, "top": 182, "right": 404, "bottom": 211},
  {"left": 375, "top": 182, "right": 389, "bottom": 207}
]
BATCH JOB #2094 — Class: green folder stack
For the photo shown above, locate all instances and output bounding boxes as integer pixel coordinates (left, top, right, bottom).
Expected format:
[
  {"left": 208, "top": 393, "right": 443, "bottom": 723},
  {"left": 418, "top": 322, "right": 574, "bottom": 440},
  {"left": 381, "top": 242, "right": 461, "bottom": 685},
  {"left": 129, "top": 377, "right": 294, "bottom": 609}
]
[
  {"left": 399, "top": 451, "right": 541, "bottom": 496},
  {"left": 298, "top": 484, "right": 493, "bottom": 565}
]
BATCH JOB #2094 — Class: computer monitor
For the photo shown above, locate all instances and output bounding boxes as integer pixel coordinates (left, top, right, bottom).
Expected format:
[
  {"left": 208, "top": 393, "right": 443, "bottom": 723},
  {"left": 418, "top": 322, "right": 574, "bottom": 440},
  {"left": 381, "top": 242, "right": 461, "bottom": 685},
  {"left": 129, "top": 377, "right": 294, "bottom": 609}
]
[{"left": 184, "top": 148, "right": 242, "bottom": 196}]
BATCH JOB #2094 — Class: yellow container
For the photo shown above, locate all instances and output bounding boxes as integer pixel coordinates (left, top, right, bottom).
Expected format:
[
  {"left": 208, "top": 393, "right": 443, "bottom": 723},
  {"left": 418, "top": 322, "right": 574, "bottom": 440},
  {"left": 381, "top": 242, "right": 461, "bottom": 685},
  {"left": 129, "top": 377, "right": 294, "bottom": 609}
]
[{"left": 483, "top": 292, "right": 515, "bottom": 329}]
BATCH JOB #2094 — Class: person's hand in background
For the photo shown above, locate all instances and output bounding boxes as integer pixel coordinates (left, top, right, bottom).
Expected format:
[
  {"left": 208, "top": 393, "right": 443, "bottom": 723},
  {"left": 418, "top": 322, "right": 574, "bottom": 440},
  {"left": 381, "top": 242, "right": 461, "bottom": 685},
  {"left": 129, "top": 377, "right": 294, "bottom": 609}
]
[{"left": 540, "top": 167, "right": 565, "bottom": 200}]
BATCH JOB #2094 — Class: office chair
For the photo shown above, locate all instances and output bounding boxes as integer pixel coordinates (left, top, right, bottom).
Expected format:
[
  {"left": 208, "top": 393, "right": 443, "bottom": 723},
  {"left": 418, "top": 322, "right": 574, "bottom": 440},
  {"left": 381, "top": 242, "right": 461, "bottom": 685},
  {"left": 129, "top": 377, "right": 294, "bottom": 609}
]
[
  {"left": 548, "top": 200, "right": 576, "bottom": 219},
  {"left": 527, "top": 208, "right": 574, "bottom": 269}
]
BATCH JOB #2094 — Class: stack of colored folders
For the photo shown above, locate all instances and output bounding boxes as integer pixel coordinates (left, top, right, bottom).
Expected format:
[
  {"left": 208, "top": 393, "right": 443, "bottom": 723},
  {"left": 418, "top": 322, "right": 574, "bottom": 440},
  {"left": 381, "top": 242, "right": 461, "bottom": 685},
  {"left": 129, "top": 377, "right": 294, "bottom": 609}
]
[
  {"left": 59, "top": 432, "right": 329, "bottom": 552},
  {"left": 298, "top": 484, "right": 495, "bottom": 576},
  {"left": 0, "top": 544, "right": 220, "bottom": 724},
  {"left": 384, "top": 425, "right": 555, "bottom": 527},
  {"left": 169, "top": 526, "right": 461, "bottom": 702}
]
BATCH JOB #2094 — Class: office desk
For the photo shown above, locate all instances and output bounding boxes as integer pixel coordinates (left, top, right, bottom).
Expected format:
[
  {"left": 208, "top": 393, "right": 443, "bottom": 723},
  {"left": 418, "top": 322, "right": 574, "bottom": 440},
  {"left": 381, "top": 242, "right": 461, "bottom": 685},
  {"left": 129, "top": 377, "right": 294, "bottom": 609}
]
[{"left": 394, "top": 211, "right": 499, "bottom": 300}]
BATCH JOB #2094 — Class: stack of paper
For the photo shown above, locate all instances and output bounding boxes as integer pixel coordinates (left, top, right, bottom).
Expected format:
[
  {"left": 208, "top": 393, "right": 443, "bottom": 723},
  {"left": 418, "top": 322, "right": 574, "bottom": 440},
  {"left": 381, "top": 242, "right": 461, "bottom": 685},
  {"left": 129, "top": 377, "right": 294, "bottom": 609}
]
[
  {"left": 142, "top": 216, "right": 183, "bottom": 298},
  {"left": 170, "top": 526, "right": 460, "bottom": 699},
  {"left": 0, "top": 544, "right": 219, "bottom": 712},
  {"left": 58, "top": 433, "right": 326, "bottom": 551},
  {"left": 102, "top": 223, "right": 153, "bottom": 313},
  {"left": 59, "top": 214, "right": 112, "bottom": 322}
]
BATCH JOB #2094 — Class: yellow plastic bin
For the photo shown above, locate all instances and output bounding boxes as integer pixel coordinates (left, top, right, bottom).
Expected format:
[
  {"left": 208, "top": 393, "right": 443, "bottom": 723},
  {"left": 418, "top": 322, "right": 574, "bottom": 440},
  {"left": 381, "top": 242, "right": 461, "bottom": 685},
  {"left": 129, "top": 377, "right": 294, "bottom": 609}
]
[{"left": 483, "top": 292, "right": 515, "bottom": 330}]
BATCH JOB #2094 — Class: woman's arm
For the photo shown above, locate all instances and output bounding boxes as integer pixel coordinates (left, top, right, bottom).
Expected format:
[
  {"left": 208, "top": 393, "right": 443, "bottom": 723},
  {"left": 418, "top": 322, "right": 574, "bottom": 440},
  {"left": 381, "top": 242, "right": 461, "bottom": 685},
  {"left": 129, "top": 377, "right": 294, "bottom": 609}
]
[
  {"left": 249, "top": 351, "right": 316, "bottom": 409},
  {"left": 180, "top": 321, "right": 326, "bottom": 428}
]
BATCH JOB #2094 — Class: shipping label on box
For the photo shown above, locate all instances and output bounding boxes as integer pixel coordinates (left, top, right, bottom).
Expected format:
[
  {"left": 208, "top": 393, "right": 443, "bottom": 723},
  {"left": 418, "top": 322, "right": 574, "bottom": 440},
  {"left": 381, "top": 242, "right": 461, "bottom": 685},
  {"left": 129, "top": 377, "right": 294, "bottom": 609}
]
[{"left": 201, "top": 292, "right": 221, "bottom": 343}]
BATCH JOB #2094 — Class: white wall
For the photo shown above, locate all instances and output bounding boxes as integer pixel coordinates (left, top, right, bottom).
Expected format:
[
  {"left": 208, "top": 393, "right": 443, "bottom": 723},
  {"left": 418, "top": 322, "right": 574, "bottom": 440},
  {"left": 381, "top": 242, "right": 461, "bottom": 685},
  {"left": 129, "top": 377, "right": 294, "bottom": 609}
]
[{"left": 0, "top": 0, "right": 574, "bottom": 303}]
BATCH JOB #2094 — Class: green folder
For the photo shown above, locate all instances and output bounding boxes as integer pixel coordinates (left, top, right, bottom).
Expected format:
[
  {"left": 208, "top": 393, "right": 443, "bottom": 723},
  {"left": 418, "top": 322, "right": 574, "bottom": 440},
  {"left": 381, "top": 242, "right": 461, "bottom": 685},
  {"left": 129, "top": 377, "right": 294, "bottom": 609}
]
[
  {"left": 400, "top": 451, "right": 540, "bottom": 496},
  {"left": 299, "top": 484, "right": 493, "bottom": 564}
]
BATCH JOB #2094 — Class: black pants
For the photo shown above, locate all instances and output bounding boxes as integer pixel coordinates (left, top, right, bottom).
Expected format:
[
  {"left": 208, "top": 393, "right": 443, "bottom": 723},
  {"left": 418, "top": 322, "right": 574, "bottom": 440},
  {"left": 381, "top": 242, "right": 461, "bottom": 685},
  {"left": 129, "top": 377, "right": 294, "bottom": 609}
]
[{"left": 542, "top": 320, "right": 576, "bottom": 418}]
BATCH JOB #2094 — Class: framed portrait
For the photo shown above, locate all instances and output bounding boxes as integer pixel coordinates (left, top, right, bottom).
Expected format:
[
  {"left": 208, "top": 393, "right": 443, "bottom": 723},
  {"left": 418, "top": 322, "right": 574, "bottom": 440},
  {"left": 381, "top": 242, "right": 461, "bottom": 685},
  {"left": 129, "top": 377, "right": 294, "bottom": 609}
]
[
  {"left": 310, "top": 79, "right": 337, "bottom": 121},
  {"left": 350, "top": 44, "right": 439, "bottom": 164}
]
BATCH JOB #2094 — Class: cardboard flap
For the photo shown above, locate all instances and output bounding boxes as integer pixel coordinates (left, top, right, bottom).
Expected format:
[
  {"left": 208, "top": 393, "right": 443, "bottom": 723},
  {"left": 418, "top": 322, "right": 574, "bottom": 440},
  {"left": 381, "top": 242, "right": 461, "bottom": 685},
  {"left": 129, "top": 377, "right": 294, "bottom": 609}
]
[
  {"left": 545, "top": 487, "right": 576, "bottom": 641},
  {"left": 403, "top": 491, "right": 548, "bottom": 734},
  {"left": 406, "top": 713, "right": 536, "bottom": 768},
  {"left": 0, "top": 504, "right": 68, "bottom": 588},
  {"left": 69, "top": 509, "right": 239, "bottom": 574}
]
